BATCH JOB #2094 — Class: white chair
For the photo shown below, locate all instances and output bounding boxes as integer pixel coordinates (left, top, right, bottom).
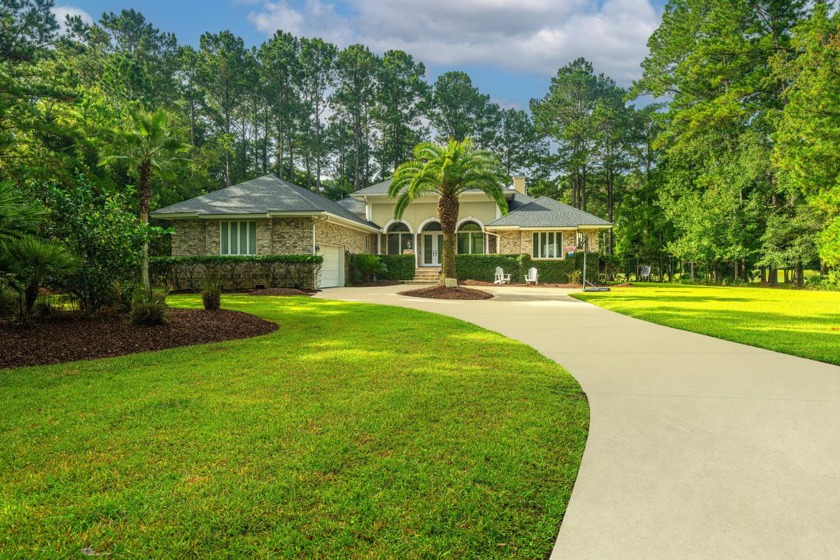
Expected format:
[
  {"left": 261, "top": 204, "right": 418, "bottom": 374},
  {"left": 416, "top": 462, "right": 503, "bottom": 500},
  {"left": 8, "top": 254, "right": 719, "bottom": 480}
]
[
  {"left": 494, "top": 267, "right": 511, "bottom": 284},
  {"left": 524, "top": 267, "right": 538, "bottom": 285}
]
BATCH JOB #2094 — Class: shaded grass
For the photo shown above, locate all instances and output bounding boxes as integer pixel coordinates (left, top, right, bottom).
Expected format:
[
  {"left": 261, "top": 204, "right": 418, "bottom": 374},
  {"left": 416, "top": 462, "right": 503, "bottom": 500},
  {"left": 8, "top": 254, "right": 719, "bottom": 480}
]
[
  {"left": 574, "top": 284, "right": 840, "bottom": 365},
  {"left": 0, "top": 295, "right": 588, "bottom": 558}
]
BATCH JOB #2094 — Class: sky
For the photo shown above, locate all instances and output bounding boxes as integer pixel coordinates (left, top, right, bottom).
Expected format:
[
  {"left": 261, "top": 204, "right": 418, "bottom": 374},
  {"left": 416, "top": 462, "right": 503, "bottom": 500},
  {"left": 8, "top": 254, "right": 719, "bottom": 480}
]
[{"left": 53, "top": 0, "right": 666, "bottom": 109}]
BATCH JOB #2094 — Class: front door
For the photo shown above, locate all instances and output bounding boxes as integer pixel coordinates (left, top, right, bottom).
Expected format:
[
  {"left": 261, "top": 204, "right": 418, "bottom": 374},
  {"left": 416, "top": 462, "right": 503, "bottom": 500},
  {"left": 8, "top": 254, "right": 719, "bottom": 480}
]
[{"left": 422, "top": 233, "right": 443, "bottom": 266}]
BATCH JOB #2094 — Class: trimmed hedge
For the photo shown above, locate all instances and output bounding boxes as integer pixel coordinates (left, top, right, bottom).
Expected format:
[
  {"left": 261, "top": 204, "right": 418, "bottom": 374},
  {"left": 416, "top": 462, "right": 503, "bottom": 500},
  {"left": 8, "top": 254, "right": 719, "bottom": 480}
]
[
  {"left": 150, "top": 255, "right": 323, "bottom": 291},
  {"left": 455, "top": 254, "right": 521, "bottom": 282},
  {"left": 378, "top": 254, "right": 416, "bottom": 280},
  {"left": 455, "top": 253, "right": 600, "bottom": 284},
  {"left": 347, "top": 253, "right": 415, "bottom": 284}
]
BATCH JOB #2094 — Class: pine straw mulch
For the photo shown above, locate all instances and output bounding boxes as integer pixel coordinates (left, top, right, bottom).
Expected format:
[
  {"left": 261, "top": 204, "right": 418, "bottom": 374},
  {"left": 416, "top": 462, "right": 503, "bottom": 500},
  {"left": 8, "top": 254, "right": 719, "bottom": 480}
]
[
  {"left": 248, "top": 287, "right": 314, "bottom": 296},
  {"left": 399, "top": 285, "right": 494, "bottom": 300},
  {"left": 0, "top": 309, "right": 278, "bottom": 369}
]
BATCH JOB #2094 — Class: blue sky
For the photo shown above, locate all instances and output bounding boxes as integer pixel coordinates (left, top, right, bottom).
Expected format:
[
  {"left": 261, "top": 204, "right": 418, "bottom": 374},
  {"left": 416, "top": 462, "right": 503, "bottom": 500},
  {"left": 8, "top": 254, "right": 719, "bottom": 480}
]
[{"left": 54, "top": 0, "right": 665, "bottom": 109}]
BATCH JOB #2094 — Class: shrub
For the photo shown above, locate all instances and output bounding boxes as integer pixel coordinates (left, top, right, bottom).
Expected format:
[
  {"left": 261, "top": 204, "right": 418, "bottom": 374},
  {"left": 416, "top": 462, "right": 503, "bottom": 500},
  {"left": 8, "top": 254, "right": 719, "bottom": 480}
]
[
  {"left": 568, "top": 269, "right": 582, "bottom": 284},
  {"left": 455, "top": 254, "right": 521, "bottom": 282},
  {"left": 150, "top": 255, "right": 323, "bottom": 291},
  {"left": 0, "top": 287, "right": 19, "bottom": 318},
  {"left": 354, "top": 254, "right": 387, "bottom": 282},
  {"left": 130, "top": 301, "right": 168, "bottom": 326},
  {"left": 378, "top": 254, "right": 415, "bottom": 280},
  {"left": 202, "top": 282, "right": 222, "bottom": 310}
]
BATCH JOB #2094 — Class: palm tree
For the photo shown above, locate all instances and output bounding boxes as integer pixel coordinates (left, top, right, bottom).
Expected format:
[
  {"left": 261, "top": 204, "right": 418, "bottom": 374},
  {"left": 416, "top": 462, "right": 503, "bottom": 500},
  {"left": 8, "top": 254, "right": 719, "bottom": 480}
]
[
  {"left": 104, "top": 109, "right": 187, "bottom": 297},
  {"left": 390, "top": 139, "right": 507, "bottom": 285},
  {"left": 0, "top": 180, "right": 45, "bottom": 246},
  {"left": 4, "top": 236, "right": 80, "bottom": 321}
]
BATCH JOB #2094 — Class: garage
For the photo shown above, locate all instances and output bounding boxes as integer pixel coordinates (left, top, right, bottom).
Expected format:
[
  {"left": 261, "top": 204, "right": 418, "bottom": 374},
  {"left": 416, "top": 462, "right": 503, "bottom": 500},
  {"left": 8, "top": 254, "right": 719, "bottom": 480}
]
[{"left": 318, "top": 245, "right": 343, "bottom": 288}]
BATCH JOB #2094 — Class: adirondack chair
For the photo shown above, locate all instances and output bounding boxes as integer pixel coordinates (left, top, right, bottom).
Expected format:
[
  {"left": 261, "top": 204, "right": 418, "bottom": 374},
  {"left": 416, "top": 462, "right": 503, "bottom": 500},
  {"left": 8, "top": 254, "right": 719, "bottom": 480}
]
[
  {"left": 524, "top": 267, "right": 538, "bottom": 285},
  {"left": 640, "top": 265, "right": 652, "bottom": 282},
  {"left": 494, "top": 267, "right": 511, "bottom": 284}
]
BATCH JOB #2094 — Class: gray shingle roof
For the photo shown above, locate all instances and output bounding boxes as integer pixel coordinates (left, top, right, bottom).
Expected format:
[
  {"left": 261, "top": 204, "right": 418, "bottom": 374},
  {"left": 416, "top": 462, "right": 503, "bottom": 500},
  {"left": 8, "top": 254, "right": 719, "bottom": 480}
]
[
  {"left": 336, "top": 196, "right": 366, "bottom": 217},
  {"left": 151, "top": 175, "right": 379, "bottom": 230},
  {"left": 352, "top": 179, "right": 392, "bottom": 195},
  {"left": 488, "top": 196, "right": 611, "bottom": 228}
]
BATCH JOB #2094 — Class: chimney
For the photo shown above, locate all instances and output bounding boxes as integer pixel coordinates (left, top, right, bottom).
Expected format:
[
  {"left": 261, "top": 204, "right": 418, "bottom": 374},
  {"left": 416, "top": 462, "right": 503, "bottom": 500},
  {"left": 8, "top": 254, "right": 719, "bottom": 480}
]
[{"left": 513, "top": 176, "right": 526, "bottom": 195}]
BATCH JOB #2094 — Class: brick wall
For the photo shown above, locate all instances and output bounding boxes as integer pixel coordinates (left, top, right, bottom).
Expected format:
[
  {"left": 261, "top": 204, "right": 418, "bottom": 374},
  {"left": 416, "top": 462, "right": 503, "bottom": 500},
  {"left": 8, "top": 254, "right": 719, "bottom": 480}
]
[
  {"left": 171, "top": 220, "right": 207, "bottom": 256},
  {"left": 270, "top": 217, "right": 314, "bottom": 254},
  {"left": 315, "top": 220, "right": 374, "bottom": 254}
]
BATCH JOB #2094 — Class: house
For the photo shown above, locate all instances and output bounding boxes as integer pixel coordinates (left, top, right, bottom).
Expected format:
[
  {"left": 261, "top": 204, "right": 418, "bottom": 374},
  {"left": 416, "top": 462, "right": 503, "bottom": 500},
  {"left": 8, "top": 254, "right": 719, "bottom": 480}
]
[{"left": 151, "top": 175, "right": 611, "bottom": 287}]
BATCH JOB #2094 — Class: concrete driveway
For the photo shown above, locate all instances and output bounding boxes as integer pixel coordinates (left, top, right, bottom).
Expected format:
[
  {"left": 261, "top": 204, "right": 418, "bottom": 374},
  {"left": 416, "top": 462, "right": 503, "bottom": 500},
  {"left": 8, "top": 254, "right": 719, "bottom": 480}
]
[{"left": 317, "top": 284, "right": 840, "bottom": 559}]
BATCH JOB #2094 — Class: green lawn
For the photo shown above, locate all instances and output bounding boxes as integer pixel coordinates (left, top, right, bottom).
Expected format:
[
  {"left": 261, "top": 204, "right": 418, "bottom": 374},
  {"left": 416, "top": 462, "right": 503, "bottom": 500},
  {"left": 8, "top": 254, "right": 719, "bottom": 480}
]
[
  {"left": 0, "top": 295, "right": 588, "bottom": 558},
  {"left": 574, "top": 284, "right": 840, "bottom": 365}
]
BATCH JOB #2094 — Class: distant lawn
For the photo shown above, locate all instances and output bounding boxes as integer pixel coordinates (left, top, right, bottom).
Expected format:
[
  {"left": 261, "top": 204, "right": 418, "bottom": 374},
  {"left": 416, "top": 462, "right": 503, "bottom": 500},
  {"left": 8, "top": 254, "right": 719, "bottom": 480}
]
[
  {"left": 0, "top": 295, "right": 588, "bottom": 558},
  {"left": 574, "top": 284, "right": 840, "bottom": 365}
]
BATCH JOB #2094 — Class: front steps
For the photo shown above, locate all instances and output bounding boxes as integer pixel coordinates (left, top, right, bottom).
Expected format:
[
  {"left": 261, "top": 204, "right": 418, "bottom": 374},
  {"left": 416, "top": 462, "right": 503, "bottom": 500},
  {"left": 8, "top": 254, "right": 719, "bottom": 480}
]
[{"left": 403, "top": 267, "right": 440, "bottom": 284}]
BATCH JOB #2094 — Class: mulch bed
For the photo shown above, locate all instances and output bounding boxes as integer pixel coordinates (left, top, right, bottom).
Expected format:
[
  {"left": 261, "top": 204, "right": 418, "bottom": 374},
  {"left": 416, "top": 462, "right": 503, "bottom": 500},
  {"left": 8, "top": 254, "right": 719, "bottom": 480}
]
[
  {"left": 0, "top": 309, "right": 278, "bottom": 369},
  {"left": 612, "top": 283, "right": 636, "bottom": 288},
  {"left": 248, "top": 288, "right": 314, "bottom": 296},
  {"left": 461, "top": 280, "right": 584, "bottom": 289},
  {"left": 399, "top": 285, "right": 494, "bottom": 300}
]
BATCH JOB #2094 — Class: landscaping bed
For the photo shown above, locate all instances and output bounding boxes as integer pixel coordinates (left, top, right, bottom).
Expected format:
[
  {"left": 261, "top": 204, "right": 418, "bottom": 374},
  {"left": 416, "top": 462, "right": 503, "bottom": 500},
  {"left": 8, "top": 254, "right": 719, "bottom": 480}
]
[
  {"left": 0, "top": 309, "right": 277, "bottom": 369},
  {"left": 400, "top": 285, "right": 494, "bottom": 300}
]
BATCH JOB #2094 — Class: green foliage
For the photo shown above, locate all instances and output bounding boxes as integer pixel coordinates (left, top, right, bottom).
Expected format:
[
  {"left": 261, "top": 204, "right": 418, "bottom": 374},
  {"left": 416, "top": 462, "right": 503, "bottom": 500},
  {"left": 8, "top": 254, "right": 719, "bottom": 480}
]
[
  {"left": 129, "top": 301, "right": 168, "bottom": 325},
  {"left": 43, "top": 179, "right": 158, "bottom": 311},
  {"left": 201, "top": 281, "right": 221, "bottom": 310},
  {"left": 0, "top": 0, "right": 58, "bottom": 63},
  {"left": 430, "top": 71, "right": 499, "bottom": 147},
  {"left": 376, "top": 254, "right": 415, "bottom": 280},
  {"left": 391, "top": 139, "right": 507, "bottom": 281},
  {"left": 150, "top": 255, "right": 324, "bottom": 291},
  {"left": 3, "top": 235, "right": 81, "bottom": 320},
  {"left": 454, "top": 254, "right": 521, "bottom": 282},
  {"left": 350, "top": 254, "right": 386, "bottom": 283}
]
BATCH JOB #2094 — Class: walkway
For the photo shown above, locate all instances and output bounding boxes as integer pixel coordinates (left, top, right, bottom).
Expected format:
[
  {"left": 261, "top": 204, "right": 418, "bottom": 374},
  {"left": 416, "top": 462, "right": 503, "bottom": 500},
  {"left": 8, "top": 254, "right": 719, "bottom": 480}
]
[{"left": 317, "top": 284, "right": 840, "bottom": 559}]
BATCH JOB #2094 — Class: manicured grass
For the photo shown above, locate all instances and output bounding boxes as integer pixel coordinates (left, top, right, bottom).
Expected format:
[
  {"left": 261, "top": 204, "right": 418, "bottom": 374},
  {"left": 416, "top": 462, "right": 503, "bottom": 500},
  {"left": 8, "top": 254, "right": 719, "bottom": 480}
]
[
  {"left": 574, "top": 284, "right": 840, "bottom": 365},
  {"left": 0, "top": 295, "right": 588, "bottom": 558}
]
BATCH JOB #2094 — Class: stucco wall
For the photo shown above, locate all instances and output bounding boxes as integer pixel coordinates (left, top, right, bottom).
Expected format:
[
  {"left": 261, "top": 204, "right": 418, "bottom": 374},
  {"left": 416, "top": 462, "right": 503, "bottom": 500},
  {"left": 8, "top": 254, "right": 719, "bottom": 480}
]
[
  {"left": 315, "top": 220, "right": 373, "bottom": 254},
  {"left": 370, "top": 196, "right": 500, "bottom": 233}
]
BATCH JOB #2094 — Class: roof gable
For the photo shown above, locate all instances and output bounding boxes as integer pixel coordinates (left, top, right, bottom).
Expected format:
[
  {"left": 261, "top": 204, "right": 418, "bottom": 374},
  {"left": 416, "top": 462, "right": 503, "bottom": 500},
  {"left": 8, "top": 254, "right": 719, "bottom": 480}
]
[
  {"left": 488, "top": 196, "right": 611, "bottom": 228},
  {"left": 151, "top": 175, "right": 378, "bottom": 229}
]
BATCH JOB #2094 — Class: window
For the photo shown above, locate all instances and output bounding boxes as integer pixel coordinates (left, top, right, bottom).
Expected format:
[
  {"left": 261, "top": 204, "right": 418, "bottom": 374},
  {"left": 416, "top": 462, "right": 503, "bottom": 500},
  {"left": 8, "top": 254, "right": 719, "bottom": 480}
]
[
  {"left": 457, "top": 222, "right": 484, "bottom": 254},
  {"left": 386, "top": 222, "right": 413, "bottom": 254},
  {"left": 532, "top": 232, "right": 561, "bottom": 259},
  {"left": 220, "top": 221, "right": 257, "bottom": 255}
]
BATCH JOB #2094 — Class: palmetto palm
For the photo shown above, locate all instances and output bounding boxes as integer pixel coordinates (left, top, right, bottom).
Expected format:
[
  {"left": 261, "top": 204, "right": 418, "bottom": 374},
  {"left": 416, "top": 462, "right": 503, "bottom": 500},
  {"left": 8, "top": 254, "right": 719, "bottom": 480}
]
[
  {"left": 390, "top": 139, "right": 507, "bottom": 284},
  {"left": 103, "top": 109, "right": 187, "bottom": 296}
]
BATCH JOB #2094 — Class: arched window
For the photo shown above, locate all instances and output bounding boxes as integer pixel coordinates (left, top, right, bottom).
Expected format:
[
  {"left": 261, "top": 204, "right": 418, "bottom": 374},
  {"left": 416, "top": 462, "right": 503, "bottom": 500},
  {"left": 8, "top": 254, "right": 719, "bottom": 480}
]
[
  {"left": 457, "top": 222, "right": 484, "bottom": 254},
  {"left": 421, "top": 221, "right": 442, "bottom": 232},
  {"left": 387, "top": 222, "right": 412, "bottom": 255}
]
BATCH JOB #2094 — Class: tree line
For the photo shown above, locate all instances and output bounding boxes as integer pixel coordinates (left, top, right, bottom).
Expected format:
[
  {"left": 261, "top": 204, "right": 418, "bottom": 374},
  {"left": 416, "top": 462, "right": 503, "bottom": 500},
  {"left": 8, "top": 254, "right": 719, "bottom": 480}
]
[{"left": 1, "top": 0, "right": 838, "bottom": 291}]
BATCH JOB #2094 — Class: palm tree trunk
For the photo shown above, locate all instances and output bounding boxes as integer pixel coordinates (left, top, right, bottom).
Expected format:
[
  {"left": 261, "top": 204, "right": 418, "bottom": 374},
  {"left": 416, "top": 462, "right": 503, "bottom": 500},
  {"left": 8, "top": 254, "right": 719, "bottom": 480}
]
[
  {"left": 139, "top": 159, "right": 152, "bottom": 298},
  {"left": 438, "top": 194, "right": 459, "bottom": 285}
]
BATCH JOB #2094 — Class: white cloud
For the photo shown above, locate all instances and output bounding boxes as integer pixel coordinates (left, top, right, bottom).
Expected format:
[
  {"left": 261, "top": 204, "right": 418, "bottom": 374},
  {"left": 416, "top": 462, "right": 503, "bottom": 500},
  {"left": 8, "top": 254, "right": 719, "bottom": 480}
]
[
  {"left": 246, "top": 0, "right": 660, "bottom": 84},
  {"left": 52, "top": 5, "right": 94, "bottom": 34}
]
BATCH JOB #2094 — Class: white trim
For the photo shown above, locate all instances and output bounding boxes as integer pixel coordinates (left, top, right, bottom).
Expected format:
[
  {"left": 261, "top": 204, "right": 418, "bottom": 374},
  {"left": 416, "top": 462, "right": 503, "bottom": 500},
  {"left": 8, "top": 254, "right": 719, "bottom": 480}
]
[
  {"left": 456, "top": 216, "right": 484, "bottom": 229},
  {"left": 383, "top": 219, "right": 414, "bottom": 234},
  {"left": 323, "top": 213, "right": 381, "bottom": 234},
  {"left": 417, "top": 217, "right": 442, "bottom": 232}
]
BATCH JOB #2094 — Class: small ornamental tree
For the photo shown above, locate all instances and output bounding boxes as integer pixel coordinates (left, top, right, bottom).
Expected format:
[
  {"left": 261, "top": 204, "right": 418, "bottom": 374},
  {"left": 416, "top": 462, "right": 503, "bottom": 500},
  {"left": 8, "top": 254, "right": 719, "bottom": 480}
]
[
  {"left": 390, "top": 139, "right": 507, "bottom": 285},
  {"left": 44, "top": 178, "right": 167, "bottom": 311}
]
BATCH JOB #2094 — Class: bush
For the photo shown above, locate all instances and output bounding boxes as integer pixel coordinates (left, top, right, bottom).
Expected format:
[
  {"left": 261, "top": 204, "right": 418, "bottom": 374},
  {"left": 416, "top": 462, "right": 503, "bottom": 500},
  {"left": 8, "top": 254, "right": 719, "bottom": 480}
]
[
  {"left": 150, "top": 255, "right": 323, "bottom": 291},
  {"left": 347, "top": 254, "right": 415, "bottom": 283},
  {"left": 130, "top": 301, "right": 168, "bottom": 326},
  {"left": 0, "top": 287, "right": 18, "bottom": 318},
  {"left": 354, "top": 254, "right": 387, "bottom": 282},
  {"left": 378, "top": 254, "right": 415, "bottom": 280},
  {"left": 202, "top": 282, "right": 222, "bottom": 310},
  {"left": 454, "top": 254, "right": 521, "bottom": 282}
]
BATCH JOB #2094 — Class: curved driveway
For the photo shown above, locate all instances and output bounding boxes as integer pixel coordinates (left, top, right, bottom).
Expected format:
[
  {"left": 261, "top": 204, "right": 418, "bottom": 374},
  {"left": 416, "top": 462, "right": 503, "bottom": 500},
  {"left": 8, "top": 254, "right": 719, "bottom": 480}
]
[{"left": 316, "top": 284, "right": 840, "bottom": 559}]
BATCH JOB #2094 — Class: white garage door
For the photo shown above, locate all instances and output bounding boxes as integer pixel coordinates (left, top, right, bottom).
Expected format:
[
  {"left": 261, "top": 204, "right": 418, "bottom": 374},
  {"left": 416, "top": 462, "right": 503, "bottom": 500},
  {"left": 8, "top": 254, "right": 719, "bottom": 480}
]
[{"left": 319, "top": 245, "right": 342, "bottom": 288}]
